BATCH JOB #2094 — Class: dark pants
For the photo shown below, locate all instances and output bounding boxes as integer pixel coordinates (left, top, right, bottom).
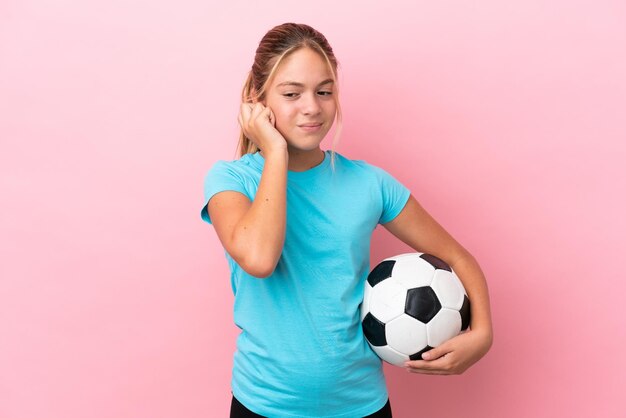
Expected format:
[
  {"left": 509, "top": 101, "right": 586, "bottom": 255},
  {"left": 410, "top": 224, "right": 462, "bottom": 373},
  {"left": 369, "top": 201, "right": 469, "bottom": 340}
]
[{"left": 230, "top": 395, "right": 392, "bottom": 418}]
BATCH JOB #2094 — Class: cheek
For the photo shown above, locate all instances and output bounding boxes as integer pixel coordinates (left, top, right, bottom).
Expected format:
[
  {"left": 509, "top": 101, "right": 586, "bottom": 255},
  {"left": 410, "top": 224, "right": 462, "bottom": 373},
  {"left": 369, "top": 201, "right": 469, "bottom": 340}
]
[
  {"left": 325, "top": 100, "right": 337, "bottom": 115},
  {"left": 271, "top": 105, "right": 295, "bottom": 127},
  {"left": 275, "top": 117, "right": 293, "bottom": 138}
]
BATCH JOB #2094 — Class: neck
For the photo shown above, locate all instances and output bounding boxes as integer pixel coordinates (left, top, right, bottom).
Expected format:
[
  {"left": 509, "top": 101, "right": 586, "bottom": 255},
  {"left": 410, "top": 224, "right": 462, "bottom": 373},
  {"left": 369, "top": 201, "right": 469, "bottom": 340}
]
[{"left": 261, "top": 147, "right": 325, "bottom": 172}]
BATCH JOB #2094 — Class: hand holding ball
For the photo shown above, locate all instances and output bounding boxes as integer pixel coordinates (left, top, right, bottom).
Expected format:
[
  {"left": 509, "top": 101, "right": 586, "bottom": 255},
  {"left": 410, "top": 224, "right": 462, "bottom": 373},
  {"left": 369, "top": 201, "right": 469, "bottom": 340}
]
[{"left": 360, "top": 252, "right": 471, "bottom": 366}]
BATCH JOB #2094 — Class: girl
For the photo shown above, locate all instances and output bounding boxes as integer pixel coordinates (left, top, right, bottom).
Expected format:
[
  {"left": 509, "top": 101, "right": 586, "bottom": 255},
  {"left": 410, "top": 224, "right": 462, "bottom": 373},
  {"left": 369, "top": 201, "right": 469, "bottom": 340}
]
[{"left": 201, "top": 23, "right": 493, "bottom": 418}]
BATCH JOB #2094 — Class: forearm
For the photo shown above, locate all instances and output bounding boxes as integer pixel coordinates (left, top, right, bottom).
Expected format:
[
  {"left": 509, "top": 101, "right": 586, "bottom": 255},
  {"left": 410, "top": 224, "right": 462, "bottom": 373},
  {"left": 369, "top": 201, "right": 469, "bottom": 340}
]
[
  {"left": 451, "top": 254, "right": 493, "bottom": 341},
  {"left": 233, "top": 150, "right": 288, "bottom": 276}
]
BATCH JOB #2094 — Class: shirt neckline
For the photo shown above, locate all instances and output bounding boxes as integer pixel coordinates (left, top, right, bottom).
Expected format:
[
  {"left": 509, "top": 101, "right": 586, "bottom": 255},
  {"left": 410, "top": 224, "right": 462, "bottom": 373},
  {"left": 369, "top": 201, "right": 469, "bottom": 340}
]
[{"left": 248, "top": 150, "right": 331, "bottom": 180}]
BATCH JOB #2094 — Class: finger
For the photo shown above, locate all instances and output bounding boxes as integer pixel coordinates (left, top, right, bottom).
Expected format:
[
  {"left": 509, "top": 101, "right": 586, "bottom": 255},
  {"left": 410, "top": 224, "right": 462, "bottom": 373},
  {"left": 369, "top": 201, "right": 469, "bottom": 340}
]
[
  {"left": 252, "top": 105, "right": 273, "bottom": 129},
  {"left": 261, "top": 106, "right": 273, "bottom": 125},
  {"left": 240, "top": 103, "right": 253, "bottom": 124},
  {"left": 405, "top": 363, "right": 449, "bottom": 375},
  {"left": 406, "top": 367, "right": 450, "bottom": 375},
  {"left": 406, "top": 350, "right": 454, "bottom": 368},
  {"left": 406, "top": 363, "right": 450, "bottom": 375},
  {"left": 268, "top": 108, "right": 275, "bottom": 126},
  {"left": 421, "top": 343, "right": 451, "bottom": 361},
  {"left": 405, "top": 359, "right": 442, "bottom": 370},
  {"left": 250, "top": 102, "right": 266, "bottom": 120}
]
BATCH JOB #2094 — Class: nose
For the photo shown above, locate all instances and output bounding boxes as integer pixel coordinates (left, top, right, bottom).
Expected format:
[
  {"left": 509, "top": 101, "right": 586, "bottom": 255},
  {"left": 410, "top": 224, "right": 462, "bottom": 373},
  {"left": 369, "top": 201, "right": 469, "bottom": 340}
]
[{"left": 301, "top": 92, "right": 322, "bottom": 116}]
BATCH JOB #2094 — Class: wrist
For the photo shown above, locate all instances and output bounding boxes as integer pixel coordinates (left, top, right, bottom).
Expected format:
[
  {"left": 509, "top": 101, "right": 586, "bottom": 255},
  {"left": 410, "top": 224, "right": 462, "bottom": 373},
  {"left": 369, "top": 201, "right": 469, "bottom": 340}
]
[{"left": 261, "top": 145, "right": 288, "bottom": 158}]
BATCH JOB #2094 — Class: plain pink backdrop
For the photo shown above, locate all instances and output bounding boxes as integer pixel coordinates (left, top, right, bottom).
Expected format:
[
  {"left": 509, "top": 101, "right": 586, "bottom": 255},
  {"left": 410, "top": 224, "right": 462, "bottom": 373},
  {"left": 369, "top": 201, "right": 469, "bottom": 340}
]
[{"left": 1, "top": 1, "right": 625, "bottom": 417}]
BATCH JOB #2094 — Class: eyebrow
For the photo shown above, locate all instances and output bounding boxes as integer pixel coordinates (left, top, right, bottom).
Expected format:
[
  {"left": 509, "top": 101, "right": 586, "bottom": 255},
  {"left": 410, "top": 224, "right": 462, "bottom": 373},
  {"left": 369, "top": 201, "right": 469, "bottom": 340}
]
[{"left": 276, "top": 79, "right": 334, "bottom": 88}]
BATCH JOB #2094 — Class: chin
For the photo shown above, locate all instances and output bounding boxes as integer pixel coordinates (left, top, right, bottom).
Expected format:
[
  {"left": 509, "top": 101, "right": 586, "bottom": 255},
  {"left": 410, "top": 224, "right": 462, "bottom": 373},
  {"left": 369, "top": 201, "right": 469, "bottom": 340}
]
[
  {"left": 287, "top": 143, "right": 323, "bottom": 153},
  {"left": 285, "top": 135, "right": 326, "bottom": 150}
]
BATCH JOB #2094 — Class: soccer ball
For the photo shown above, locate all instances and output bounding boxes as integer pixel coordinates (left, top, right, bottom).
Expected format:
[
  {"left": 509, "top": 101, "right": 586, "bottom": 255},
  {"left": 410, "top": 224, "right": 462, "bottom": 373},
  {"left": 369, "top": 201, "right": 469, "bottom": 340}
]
[{"left": 360, "top": 252, "right": 471, "bottom": 366}]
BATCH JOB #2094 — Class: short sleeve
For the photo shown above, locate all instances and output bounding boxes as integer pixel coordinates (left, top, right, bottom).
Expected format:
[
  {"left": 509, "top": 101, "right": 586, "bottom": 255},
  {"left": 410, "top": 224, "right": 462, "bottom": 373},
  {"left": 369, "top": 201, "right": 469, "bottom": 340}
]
[
  {"left": 200, "top": 160, "right": 250, "bottom": 224},
  {"left": 373, "top": 165, "right": 411, "bottom": 224}
]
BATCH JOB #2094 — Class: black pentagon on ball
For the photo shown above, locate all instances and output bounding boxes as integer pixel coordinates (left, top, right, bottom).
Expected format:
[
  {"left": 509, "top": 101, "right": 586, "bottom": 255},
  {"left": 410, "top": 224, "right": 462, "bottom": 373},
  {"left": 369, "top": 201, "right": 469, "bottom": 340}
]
[
  {"left": 460, "top": 294, "right": 471, "bottom": 331},
  {"left": 405, "top": 286, "right": 442, "bottom": 323},
  {"left": 409, "top": 345, "right": 433, "bottom": 361},
  {"left": 367, "top": 260, "right": 396, "bottom": 287},
  {"left": 420, "top": 253, "right": 451, "bottom": 272},
  {"left": 362, "top": 312, "right": 387, "bottom": 346}
]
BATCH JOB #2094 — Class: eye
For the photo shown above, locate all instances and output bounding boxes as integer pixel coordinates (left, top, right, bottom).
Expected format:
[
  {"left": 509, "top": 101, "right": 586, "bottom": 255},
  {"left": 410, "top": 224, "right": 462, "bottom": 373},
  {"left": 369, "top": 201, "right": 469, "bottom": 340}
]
[
  {"left": 282, "top": 93, "right": 299, "bottom": 98},
  {"left": 318, "top": 91, "right": 333, "bottom": 96}
]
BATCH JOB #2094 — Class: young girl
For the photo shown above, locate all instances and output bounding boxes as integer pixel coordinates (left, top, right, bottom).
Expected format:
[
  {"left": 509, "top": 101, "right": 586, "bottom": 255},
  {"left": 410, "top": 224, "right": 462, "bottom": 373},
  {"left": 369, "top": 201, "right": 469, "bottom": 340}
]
[{"left": 201, "top": 23, "right": 493, "bottom": 418}]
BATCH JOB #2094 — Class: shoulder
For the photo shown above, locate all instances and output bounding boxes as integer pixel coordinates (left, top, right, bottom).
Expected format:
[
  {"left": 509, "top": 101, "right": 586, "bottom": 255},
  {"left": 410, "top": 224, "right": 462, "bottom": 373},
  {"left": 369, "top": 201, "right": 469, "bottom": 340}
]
[
  {"left": 333, "top": 152, "right": 410, "bottom": 200},
  {"left": 331, "top": 151, "right": 392, "bottom": 179},
  {"left": 202, "top": 153, "right": 262, "bottom": 200},
  {"left": 201, "top": 154, "right": 260, "bottom": 222},
  {"left": 207, "top": 153, "right": 256, "bottom": 171},
  {"left": 204, "top": 153, "right": 260, "bottom": 180},
  {"left": 332, "top": 151, "right": 375, "bottom": 171}
]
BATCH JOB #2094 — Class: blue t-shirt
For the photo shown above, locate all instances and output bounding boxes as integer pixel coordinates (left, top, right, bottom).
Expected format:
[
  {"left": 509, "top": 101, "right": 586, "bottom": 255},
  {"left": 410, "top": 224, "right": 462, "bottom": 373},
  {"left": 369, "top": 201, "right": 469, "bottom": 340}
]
[{"left": 201, "top": 150, "right": 411, "bottom": 418}]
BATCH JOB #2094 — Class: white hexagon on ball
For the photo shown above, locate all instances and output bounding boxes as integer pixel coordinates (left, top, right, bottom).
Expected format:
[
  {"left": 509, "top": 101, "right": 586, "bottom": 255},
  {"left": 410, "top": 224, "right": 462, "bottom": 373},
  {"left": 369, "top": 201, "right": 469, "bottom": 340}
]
[
  {"left": 361, "top": 281, "right": 373, "bottom": 322},
  {"left": 389, "top": 255, "right": 435, "bottom": 289},
  {"left": 370, "top": 344, "right": 409, "bottom": 367},
  {"left": 386, "top": 314, "right": 428, "bottom": 356},
  {"left": 431, "top": 269, "right": 465, "bottom": 310},
  {"left": 369, "top": 279, "right": 408, "bottom": 323},
  {"left": 427, "top": 308, "right": 462, "bottom": 347}
]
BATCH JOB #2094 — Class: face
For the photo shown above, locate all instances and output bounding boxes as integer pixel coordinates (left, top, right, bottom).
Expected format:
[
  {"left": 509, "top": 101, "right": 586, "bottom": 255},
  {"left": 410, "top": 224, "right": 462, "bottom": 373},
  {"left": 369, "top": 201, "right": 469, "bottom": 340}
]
[{"left": 263, "top": 47, "right": 337, "bottom": 153}]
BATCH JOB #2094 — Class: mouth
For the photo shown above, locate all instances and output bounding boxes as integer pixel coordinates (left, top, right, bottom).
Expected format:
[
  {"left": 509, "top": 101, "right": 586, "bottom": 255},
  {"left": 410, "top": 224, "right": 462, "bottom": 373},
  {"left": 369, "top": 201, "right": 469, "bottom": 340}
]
[{"left": 298, "top": 123, "right": 323, "bottom": 132}]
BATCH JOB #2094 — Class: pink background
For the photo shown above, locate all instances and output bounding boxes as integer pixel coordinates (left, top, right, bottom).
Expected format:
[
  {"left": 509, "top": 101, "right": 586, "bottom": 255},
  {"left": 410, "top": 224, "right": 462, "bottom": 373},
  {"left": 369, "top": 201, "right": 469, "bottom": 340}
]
[{"left": 1, "top": 1, "right": 625, "bottom": 417}]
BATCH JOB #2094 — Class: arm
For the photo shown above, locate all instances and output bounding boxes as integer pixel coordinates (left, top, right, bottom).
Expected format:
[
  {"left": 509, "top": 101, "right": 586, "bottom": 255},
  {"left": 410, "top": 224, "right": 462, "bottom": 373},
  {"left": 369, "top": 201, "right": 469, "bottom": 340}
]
[
  {"left": 207, "top": 103, "right": 289, "bottom": 278},
  {"left": 208, "top": 150, "right": 288, "bottom": 278},
  {"left": 382, "top": 194, "right": 493, "bottom": 374}
]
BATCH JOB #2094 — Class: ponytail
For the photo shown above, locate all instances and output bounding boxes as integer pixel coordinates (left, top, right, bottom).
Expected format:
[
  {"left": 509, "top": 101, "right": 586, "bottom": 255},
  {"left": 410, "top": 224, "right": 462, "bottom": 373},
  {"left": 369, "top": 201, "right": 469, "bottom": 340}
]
[{"left": 235, "top": 72, "right": 260, "bottom": 159}]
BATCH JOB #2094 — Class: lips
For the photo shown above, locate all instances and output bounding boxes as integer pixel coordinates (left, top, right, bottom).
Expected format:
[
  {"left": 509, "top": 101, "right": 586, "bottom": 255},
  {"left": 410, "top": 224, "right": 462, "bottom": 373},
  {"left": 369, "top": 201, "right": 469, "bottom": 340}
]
[{"left": 298, "top": 122, "right": 323, "bottom": 127}]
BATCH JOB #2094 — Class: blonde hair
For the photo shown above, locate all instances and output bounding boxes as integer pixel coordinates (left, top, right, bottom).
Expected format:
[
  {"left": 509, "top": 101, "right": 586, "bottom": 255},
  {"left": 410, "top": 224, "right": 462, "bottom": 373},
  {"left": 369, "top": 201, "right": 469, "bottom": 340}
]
[{"left": 236, "top": 23, "right": 343, "bottom": 171}]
